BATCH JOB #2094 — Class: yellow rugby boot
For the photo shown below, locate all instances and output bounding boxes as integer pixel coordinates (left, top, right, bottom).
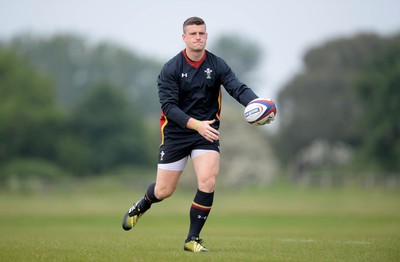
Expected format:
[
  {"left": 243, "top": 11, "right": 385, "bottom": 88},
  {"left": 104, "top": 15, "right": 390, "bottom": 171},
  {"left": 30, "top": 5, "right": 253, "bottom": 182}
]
[
  {"left": 122, "top": 199, "right": 145, "bottom": 231},
  {"left": 183, "top": 237, "right": 209, "bottom": 252}
]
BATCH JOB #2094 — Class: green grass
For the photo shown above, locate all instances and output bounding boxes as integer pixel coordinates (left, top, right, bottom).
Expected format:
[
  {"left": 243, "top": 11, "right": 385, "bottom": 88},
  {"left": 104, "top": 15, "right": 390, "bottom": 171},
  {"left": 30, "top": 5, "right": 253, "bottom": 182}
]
[{"left": 0, "top": 183, "right": 399, "bottom": 261}]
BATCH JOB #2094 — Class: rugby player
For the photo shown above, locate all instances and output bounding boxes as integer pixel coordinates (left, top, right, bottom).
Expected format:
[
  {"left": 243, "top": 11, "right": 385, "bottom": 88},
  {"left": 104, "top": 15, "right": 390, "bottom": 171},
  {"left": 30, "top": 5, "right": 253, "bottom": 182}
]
[{"left": 122, "top": 16, "right": 260, "bottom": 252}]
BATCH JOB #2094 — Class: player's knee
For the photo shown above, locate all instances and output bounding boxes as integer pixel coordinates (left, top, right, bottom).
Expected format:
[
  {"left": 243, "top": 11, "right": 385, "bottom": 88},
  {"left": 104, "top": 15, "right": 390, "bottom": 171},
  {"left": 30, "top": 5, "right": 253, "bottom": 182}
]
[
  {"left": 155, "top": 185, "right": 175, "bottom": 200},
  {"left": 198, "top": 175, "right": 217, "bottom": 192}
]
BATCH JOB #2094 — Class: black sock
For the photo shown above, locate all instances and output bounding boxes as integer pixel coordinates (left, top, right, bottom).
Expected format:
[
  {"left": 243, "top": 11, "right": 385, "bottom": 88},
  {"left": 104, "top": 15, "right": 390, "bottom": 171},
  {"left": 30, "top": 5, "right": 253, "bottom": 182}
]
[
  {"left": 186, "top": 189, "right": 214, "bottom": 241},
  {"left": 137, "top": 183, "right": 161, "bottom": 212}
]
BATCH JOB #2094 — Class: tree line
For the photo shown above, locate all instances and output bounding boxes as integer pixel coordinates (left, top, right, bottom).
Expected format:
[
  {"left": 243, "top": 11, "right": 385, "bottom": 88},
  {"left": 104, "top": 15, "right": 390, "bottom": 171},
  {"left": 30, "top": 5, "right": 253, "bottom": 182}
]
[
  {"left": 0, "top": 35, "right": 161, "bottom": 184},
  {"left": 0, "top": 31, "right": 399, "bottom": 188},
  {"left": 275, "top": 33, "right": 400, "bottom": 177},
  {"left": 0, "top": 33, "right": 264, "bottom": 186}
]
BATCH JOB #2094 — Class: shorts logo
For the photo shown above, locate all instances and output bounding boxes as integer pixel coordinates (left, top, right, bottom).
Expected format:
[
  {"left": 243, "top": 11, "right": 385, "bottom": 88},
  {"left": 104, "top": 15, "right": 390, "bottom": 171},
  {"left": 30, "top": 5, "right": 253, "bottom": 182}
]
[
  {"left": 160, "top": 150, "right": 165, "bottom": 161},
  {"left": 182, "top": 73, "right": 188, "bottom": 78},
  {"left": 204, "top": 68, "right": 212, "bottom": 79}
]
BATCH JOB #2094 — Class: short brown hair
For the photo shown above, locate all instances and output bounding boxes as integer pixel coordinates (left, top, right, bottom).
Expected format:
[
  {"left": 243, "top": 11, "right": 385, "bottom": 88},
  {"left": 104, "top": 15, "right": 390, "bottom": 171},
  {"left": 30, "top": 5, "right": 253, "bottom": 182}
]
[{"left": 183, "top": 17, "right": 206, "bottom": 33}]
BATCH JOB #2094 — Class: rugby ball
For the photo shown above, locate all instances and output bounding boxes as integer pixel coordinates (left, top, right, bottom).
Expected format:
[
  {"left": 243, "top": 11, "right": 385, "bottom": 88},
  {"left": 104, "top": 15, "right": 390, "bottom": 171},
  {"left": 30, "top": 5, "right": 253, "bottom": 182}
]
[{"left": 244, "top": 98, "right": 277, "bottom": 125}]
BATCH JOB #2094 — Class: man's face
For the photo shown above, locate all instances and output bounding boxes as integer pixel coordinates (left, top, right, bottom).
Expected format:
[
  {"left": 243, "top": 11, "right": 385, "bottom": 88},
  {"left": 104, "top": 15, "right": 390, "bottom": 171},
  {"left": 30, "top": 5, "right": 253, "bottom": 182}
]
[{"left": 182, "top": 24, "right": 207, "bottom": 52}]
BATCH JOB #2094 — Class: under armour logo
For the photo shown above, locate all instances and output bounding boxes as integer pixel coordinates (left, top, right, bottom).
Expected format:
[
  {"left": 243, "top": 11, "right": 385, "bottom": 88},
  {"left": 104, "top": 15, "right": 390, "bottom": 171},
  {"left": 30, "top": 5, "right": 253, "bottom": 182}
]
[
  {"left": 160, "top": 151, "right": 165, "bottom": 161},
  {"left": 182, "top": 73, "right": 188, "bottom": 77}
]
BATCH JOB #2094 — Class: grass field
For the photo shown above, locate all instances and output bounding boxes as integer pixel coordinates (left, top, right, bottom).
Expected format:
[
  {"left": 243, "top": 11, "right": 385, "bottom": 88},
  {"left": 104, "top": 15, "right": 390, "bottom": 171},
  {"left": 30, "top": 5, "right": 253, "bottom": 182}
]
[{"left": 0, "top": 182, "right": 399, "bottom": 261}]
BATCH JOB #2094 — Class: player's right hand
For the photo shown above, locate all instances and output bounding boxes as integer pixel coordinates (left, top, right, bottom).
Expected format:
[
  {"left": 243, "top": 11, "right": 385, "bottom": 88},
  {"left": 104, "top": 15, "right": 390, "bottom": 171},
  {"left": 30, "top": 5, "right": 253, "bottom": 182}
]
[{"left": 197, "top": 119, "right": 219, "bottom": 142}]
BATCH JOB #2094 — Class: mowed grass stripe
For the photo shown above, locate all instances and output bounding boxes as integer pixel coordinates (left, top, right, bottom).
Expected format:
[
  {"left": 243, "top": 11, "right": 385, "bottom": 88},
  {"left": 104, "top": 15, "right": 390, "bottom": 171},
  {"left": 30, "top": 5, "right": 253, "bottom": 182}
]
[{"left": 0, "top": 186, "right": 399, "bottom": 261}]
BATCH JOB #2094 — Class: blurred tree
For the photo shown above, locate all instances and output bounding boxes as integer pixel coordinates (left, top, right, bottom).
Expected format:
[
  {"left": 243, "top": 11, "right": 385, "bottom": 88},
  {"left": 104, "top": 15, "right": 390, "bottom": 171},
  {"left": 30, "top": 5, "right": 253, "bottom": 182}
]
[
  {"left": 275, "top": 33, "right": 400, "bottom": 168},
  {"left": 0, "top": 47, "right": 63, "bottom": 164},
  {"left": 210, "top": 34, "right": 262, "bottom": 85},
  {"left": 355, "top": 41, "right": 400, "bottom": 172},
  {"left": 6, "top": 33, "right": 162, "bottom": 114},
  {"left": 63, "top": 83, "right": 153, "bottom": 174}
]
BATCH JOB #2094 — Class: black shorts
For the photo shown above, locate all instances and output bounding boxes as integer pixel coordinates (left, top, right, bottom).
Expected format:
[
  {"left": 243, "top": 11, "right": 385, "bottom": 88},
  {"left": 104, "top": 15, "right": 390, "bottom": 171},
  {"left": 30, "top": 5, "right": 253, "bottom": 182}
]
[{"left": 158, "top": 136, "right": 220, "bottom": 164}]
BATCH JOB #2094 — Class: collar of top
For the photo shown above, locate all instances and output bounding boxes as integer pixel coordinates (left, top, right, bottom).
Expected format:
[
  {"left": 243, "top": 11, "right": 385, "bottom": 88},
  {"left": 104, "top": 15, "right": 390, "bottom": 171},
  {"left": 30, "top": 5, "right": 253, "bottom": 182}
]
[{"left": 182, "top": 49, "right": 206, "bottom": 68}]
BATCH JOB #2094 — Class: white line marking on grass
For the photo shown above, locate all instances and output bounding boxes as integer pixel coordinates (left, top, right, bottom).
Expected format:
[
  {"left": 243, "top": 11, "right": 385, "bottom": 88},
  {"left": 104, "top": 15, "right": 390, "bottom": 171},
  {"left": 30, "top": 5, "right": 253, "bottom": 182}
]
[
  {"left": 340, "top": 241, "right": 371, "bottom": 245},
  {"left": 280, "top": 238, "right": 316, "bottom": 243},
  {"left": 279, "top": 239, "right": 371, "bottom": 245}
]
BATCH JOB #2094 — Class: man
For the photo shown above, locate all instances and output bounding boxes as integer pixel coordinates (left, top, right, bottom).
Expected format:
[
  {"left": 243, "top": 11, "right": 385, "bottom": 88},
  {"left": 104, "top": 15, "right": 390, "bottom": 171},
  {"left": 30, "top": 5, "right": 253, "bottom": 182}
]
[{"left": 122, "top": 16, "right": 260, "bottom": 252}]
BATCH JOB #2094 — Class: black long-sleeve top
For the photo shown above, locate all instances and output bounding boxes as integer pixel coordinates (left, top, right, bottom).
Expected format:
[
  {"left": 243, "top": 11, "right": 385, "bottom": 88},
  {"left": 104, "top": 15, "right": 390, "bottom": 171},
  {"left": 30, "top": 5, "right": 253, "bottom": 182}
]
[{"left": 157, "top": 49, "right": 258, "bottom": 144}]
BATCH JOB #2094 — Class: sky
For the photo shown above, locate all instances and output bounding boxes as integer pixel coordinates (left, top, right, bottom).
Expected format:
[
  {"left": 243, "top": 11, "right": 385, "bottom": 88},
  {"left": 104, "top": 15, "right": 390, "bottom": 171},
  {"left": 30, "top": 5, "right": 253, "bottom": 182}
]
[{"left": 1, "top": 0, "right": 400, "bottom": 98}]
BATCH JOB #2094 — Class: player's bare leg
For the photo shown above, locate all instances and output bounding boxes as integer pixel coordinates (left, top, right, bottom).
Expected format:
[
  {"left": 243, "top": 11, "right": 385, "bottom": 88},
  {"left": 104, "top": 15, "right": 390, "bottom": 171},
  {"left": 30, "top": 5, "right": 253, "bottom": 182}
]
[
  {"left": 193, "top": 151, "right": 219, "bottom": 193},
  {"left": 154, "top": 169, "right": 183, "bottom": 199}
]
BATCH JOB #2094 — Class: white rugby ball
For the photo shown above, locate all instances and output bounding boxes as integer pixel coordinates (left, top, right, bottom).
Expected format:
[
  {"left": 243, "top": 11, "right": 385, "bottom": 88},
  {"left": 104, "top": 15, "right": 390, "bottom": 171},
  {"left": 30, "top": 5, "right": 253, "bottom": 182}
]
[{"left": 244, "top": 98, "right": 277, "bottom": 125}]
